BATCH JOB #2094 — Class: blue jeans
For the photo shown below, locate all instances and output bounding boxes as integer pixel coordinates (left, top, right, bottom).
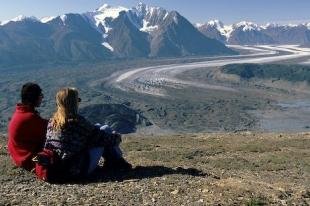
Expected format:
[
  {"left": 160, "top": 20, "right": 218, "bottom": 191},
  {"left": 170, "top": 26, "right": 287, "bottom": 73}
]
[{"left": 88, "top": 124, "right": 123, "bottom": 174}]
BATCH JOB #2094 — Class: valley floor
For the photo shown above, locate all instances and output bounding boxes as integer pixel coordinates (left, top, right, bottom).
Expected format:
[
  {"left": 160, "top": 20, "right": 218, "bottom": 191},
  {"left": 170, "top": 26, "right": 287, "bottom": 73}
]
[{"left": 0, "top": 132, "right": 309, "bottom": 205}]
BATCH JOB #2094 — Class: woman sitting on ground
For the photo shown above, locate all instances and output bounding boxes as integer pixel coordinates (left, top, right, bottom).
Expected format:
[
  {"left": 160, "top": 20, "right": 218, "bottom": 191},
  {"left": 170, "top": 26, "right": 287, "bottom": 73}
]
[{"left": 44, "top": 87, "right": 131, "bottom": 178}]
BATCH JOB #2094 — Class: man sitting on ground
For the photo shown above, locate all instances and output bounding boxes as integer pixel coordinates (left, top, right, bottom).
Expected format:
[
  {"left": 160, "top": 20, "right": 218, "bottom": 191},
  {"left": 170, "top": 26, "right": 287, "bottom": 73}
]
[{"left": 8, "top": 82, "right": 48, "bottom": 171}]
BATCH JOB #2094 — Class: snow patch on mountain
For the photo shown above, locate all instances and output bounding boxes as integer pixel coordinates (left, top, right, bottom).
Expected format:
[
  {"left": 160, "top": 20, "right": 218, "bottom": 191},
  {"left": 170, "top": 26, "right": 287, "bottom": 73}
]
[
  {"left": 234, "top": 21, "right": 260, "bottom": 31},
  {"left": 163, "top": 12, "right": 169, "bottom": 20},
  {"left": 195, "top": 23, "right": 204, "bottom": 28},
  {"left": 40, "top": 16, "right": 57, "bottom": 23},
  {"left": 93, "top": 4, "right": 128, "bottom": 27},
  {"left": 102, "top": 42, "right": 114, "bottom": 52},
  {"left": 173, "top": 15, "right": 178, "bottom": 24},
  {"left": 140, "top": 19, "right": 158, "bottom": 32},
  {"left": 0, "top": 15, "right": 38, "bottom": 26},
  {"left": 60, "top": 15, "right": 67, "bottom": 25},
  {"left": 222, "top": 25, "right": 234, "bottom": 39},
  {"left": 287, "top": 23, "right": 299, "bottom": 28},
  {"left": 260, "top": 23, "right": 278, "bottom": 29}
]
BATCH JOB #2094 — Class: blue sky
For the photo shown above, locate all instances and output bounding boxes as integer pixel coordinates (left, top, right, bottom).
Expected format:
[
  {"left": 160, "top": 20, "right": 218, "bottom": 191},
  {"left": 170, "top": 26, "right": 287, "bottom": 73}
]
[{"left": 1, "top": 0, "right": 310, "bottom": 25}]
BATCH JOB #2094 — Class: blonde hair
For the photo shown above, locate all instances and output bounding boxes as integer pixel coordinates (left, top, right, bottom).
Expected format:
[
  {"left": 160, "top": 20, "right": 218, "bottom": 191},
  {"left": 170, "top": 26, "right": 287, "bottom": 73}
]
[{"left": 51, "top": 87, "right": 79, "bottom": 131}]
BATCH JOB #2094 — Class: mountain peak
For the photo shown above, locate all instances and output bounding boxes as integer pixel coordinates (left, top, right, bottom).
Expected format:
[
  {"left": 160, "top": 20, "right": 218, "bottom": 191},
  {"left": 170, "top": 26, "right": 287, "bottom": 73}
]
[
  {"left": 12, "top": 15, "right": 27, "bottom": 21},
  {"left": 208, "top": 20, "right": 224, "bottom": 27},
  {"left": 95, "top": 4, "right": 128, "bottom": 16},
  {"left": 130, "top": 2, "right": 170, "bottom": 33},
  {"left": 138, "top": 2, "right": 145, "bottom": 6},
  {"left": 165, "top": 11, "right": 180, "bottom": 24},
  {"left": 207, "top": 20, "right": 224, "bottom": 30},
  {"left": 134, "top": 2, "right": 148, "bottom": 15},
  {"left": 196, "top": 20, "right": 231, "bottom": 39},
  {"left": 235, "top": 21, "right": 256, "bottom": 27},
  {"left": 87, "top": 4, "right": 128, "bottom": 30},
  {"left": 0, "top": 15, "right": 38, "bottom": 26},
  {"left": 60, "top": 15, "right": 67, "bottom": 24},
  {"left": 234, "top": 21, "right": 259, "bottom": 31},
  {"left": 136, "top": 2, "right": 147, "bottom": 10},
  {"left": 133, "top": 2, "right": 166, "bottom": 17}
]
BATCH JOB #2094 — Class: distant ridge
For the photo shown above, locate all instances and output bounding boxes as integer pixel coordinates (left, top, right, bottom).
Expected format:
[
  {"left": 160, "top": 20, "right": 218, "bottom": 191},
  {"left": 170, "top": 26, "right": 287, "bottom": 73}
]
[{"left": 197, "top": 20, "right": 310, "bottom": 45}]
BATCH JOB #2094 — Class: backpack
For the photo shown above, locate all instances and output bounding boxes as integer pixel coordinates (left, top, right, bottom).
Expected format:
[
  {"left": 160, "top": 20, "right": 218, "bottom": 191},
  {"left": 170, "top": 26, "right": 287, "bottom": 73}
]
[
  {"left": 33, "top": 148, "right": 90, "bottom": 183},
  {"left": 32, "top": 148, "right": 61, "bottom": 182}
]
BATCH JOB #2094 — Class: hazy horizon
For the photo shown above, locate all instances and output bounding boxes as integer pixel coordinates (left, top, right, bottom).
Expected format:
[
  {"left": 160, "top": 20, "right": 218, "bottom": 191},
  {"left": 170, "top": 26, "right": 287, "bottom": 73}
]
[{"left": 0, "top": 0, "right": 310, "bottom": 25}]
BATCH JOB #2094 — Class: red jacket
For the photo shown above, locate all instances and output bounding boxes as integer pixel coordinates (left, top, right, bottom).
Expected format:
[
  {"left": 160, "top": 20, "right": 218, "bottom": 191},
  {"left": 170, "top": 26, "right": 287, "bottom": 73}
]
[{"left": 8, "top": 104, "right": 48, "bottom": 170}]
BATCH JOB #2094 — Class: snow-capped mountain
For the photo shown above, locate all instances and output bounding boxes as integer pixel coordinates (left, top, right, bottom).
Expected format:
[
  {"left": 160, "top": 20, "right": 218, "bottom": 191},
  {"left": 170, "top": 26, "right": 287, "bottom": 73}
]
[
  {"left": 0, "top": 3, "right": 235, "bottom": 66},
  {"left": 228, "top": 21, "right": 274, "bottom": 45},
  {"left": 197, "top": 20, "right": 310, "bottom": 45},
  {"left": 84, "top": 4, "right": 128, "bottom": 34},
  {"left": 0, "top": 15, "right": 39, "bottom": 26},
  {"left": 233, "top": 21, "right": 260, "bottom": 31},
  {"left": 81, "top": 3, "right": 234, "bottom": 57},
  {"left": 197, "top": 20, "right": 229, "bottom": 43},
  {"left": 263, "top": 24, "right": 310, "bottom": 45},
  {"left": 130, "top": 3, "right": 170, "bottom": 33}
]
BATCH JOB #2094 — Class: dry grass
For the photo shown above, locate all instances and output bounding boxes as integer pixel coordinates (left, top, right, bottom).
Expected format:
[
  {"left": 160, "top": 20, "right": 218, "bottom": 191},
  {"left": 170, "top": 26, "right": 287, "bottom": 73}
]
[{"left": 0, "top": 132, "right": 309, "bottom": 205}]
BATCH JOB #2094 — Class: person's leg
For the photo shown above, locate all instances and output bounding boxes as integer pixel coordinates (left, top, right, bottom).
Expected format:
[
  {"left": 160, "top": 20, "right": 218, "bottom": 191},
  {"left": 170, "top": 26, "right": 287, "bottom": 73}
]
[
  {"left": 98, "top": 124, "right": 131, "bottom": 170},
  {"left": 99, "top": 124, "right": 123, "bottom": 159},
  {"left": 88, "top": 147, "right": 104, "bottom": 174}
]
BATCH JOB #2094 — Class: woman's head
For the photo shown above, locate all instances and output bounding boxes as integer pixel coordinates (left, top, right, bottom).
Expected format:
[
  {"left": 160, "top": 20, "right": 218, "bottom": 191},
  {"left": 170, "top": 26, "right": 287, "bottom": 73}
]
[{"left": 52, "top": 87, "right": 80, "bottom": 130}]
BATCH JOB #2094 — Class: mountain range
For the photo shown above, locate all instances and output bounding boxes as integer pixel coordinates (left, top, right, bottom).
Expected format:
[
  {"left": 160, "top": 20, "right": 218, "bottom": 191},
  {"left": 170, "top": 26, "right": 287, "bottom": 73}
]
[
  {"left": 0, "top": 3, "right": 236, "bottom": 67},
  {"left": 197, "top": 20, "right": 310, "bottom": 45},
  {"left": 2, "top": 3, "right": 310, "bottom": 67}
]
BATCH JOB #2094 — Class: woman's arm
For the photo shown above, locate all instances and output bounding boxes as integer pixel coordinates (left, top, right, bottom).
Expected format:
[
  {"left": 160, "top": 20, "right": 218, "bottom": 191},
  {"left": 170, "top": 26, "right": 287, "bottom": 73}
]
[{"left": 77, "top": 116, "right": 121, "bottom": 148}]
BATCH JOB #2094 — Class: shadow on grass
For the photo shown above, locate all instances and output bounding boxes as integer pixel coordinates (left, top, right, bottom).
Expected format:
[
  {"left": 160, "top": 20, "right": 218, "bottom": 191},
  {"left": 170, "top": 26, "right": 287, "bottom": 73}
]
[
  {"left": 2, "top": 160, "right": 214, "bottom": 185},
  {"left": 67, "top": 165, "right": 211, "bottom": 184}
]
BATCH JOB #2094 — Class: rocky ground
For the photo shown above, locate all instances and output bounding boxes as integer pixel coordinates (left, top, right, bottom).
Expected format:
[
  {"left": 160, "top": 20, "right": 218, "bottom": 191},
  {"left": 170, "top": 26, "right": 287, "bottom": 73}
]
[{"left": 0, "top": 132, "right": 309, "bottom": 205}]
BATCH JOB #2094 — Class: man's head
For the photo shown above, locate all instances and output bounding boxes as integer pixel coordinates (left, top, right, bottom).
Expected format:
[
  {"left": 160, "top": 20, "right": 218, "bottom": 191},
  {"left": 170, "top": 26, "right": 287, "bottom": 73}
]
[{"left": 21, "top": 83, "right": 43, "bottom": 107}]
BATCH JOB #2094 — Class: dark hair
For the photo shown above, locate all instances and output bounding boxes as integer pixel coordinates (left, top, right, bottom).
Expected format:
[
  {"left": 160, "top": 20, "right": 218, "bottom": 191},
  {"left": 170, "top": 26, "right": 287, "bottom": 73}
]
[{"left": 21, "top": 82, "right": 42, "bottom": 105}]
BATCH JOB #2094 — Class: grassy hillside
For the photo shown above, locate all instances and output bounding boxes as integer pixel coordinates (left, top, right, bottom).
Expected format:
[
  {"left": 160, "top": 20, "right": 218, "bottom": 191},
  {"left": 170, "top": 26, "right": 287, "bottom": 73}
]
[
  {"left": 1, "top": 132, "right": 309, "bottom": 205},
  {"left": 222, "top": 64, "right": 310, "bottom": 82}
]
